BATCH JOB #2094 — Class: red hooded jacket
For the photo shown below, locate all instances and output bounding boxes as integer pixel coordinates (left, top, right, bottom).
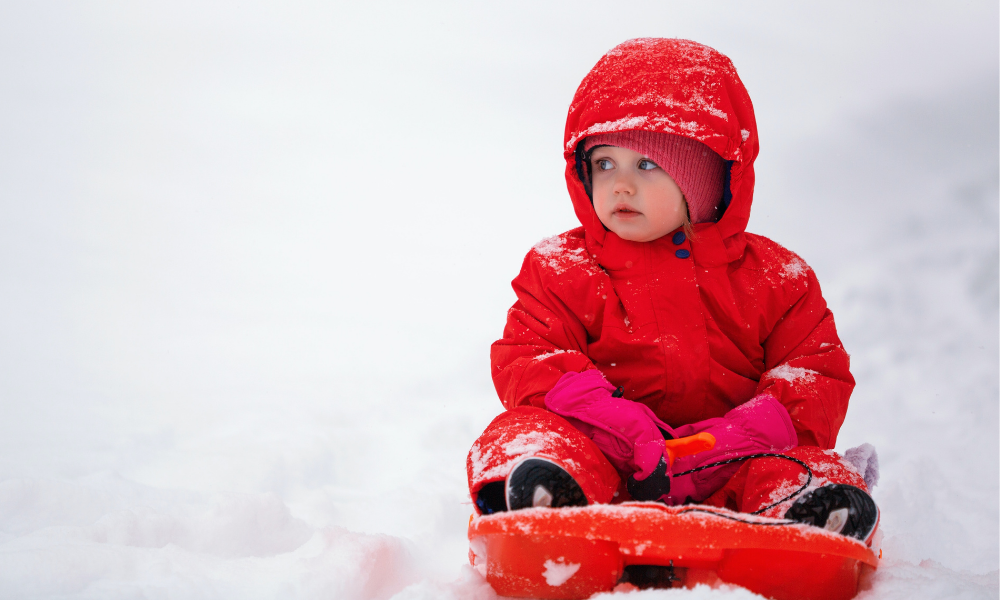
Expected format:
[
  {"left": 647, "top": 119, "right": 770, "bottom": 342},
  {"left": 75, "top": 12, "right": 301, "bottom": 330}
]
[{"left": 490, "top": 39, "right": 854, "bottom": 449}]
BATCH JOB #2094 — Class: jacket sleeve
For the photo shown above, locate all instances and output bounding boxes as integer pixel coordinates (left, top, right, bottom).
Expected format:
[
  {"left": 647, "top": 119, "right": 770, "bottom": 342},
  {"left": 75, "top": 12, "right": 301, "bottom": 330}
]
[
  {"left": 491, "top": 250, "right": 597, "bottom": 410},
  {"left": 755, "top": 265, "right": 855, "bottom": 449}
]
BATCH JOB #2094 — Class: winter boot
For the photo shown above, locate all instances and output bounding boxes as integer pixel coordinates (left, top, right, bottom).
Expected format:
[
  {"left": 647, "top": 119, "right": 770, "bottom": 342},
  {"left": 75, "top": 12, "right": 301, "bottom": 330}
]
[
  {"left": 506, "top": 457, "right": 588, "bottom": 511},
  {"left": 475, "top": 481, "right": 508, "bottom": 515},
  {"left": 784, "top": 484, "right": 879, "bottom": 543}
]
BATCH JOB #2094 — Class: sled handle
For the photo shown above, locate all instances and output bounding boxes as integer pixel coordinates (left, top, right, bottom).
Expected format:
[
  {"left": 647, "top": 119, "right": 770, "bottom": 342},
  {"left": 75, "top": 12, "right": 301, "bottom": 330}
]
[{"left": 664, "top": 432, "right": 716, "bottom": 466}]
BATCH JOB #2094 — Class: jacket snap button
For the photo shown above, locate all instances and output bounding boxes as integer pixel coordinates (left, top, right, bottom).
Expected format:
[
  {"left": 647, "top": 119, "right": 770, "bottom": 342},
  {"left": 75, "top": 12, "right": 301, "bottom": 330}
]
[
  {"left": 625, "top": 260, "right": 633, "bottom": 268},
  {"left": 672, "top": 231, "right": 686, "bottom": 245},
  {"left": 675, "top": 249, "right": 690, "bottom": 259}
]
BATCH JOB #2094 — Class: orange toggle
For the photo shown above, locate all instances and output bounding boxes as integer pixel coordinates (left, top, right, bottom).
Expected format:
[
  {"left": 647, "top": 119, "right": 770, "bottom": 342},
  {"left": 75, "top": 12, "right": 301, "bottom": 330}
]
[{"left": 663, "top": 432, "right": 716, "bottom": 466}]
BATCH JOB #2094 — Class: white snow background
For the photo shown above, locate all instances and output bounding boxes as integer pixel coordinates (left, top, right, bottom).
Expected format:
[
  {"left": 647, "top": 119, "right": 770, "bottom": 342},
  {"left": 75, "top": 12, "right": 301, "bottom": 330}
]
[{"left": 0, "top": 2, "right": 997, "bottom": 599}]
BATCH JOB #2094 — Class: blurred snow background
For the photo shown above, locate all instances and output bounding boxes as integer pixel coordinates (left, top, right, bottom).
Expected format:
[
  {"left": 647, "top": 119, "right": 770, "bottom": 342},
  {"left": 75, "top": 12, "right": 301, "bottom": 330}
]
[{"left": 0, "top": 1, "right": 996, "bottom": 598}]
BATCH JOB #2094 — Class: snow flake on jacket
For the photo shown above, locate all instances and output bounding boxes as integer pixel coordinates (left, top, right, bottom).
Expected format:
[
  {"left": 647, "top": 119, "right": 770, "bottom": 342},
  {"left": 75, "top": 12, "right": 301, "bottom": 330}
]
[{"left": 531, "top": 233, "right": 602, "bottom": 276}]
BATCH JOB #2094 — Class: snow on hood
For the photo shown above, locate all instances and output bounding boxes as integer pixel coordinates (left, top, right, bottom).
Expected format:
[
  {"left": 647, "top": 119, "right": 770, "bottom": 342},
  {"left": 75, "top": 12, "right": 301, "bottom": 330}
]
[{"left": 563, "top": 38, "right": 759, "bottom": 254}]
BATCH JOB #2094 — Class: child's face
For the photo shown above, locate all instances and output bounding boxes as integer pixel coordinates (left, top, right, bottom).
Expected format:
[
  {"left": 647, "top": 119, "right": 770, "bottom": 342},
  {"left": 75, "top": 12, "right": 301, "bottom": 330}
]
[{"left": 590, "top": 146, "right": 687, "bottom": 242}]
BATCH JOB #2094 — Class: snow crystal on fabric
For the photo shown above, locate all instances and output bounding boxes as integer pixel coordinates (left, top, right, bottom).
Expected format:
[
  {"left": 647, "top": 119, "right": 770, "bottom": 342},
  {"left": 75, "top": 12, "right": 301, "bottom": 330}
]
[
  {"left": 504, "top": 432, "right": 551, "bottom": 456},
  {"left": 781, "top": 257, "right": 809, "bottom": 280},
  {"left": 766, "top": 365, "right": 819, "bottom": 384},
  {"left": 762, "top": 465, "right": 837, "bottom": 518},
  {"left": 542, "top": 559, "right": 580, "bottom": 586},
  {"left": 533, "top": 349, "right": 567, "bottom": 361},
  {"left": 564, "top": 38, "right": 741, "bottom": 152},
  {"left": 578, "top": 116, "right": 649, "bottom": 139},
  {"left": 468, "top": 443, "right": 496, "bottom": 482},
  {"left": 764, "top": 470, "right": 811, "bottom": 509},
  {"left": 471, "top": 457, "right": 511, "bottom": 484},
  {"left": 532, "top": 234, "right": 599, "bottom": 275},
  {"left": 470, "top": 430, "right": 567, "bottom": 484},
  {"left": 844, "top": 443, "right": 880, "bottom": 490}
]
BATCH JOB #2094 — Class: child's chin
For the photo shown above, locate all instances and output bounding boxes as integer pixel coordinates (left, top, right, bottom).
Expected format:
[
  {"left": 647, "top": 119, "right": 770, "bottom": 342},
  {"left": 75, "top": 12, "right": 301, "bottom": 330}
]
[{"left": 615, "top": 229, "right": 655, "bottom": 243}]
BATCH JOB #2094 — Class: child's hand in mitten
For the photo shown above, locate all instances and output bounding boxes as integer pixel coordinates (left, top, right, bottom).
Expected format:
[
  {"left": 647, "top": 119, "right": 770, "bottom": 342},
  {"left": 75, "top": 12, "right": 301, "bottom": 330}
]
[
  {"left": 663, "top": 394, "right": 798, "bottom": 505},
  {"left": 543, "top": 370, "right": 676, "bottom": 498}
]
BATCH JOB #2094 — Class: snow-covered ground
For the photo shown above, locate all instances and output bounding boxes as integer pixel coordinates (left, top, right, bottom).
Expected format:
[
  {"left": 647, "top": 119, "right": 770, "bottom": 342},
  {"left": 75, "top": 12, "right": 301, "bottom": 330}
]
[{"left": 0, "top": 2, "right": 997, "bottom": 599}]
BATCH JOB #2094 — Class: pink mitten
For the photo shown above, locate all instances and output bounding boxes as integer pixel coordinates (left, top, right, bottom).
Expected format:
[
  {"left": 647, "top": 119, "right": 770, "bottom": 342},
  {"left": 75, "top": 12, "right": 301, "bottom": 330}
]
[
  {"left": 662, "top": 394, "right": 798, "bottom": 505},
  {"left": 543, "top": 370, "right": 675, "bottom": 482}
]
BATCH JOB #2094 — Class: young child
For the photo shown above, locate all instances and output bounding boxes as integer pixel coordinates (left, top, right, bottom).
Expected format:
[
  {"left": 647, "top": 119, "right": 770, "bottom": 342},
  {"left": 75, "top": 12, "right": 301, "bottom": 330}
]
[{"left": 467, "top": 39, "right": 879, "bottom": 543}]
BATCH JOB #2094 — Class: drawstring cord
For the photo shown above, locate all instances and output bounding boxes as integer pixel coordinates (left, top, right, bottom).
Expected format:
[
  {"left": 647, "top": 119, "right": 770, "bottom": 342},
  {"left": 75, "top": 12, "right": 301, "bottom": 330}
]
[{"left": 672, "top": 452, "right": 814, "bottom": 522}]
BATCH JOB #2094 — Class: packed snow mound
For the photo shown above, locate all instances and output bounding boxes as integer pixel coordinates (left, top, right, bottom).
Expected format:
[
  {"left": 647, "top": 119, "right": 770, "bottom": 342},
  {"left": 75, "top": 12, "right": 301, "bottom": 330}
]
[
  {"left": 0, "top": 475, "right": 312, "bottom": 556},
  {"left": 0, "top": 474, "right": 421, "bottom": 600}
]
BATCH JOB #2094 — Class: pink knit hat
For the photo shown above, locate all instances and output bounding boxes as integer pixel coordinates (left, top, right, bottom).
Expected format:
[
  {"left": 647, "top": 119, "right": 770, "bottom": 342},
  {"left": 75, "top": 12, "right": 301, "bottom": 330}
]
[{"left": 584, "top": 131, "right": 727, "bottom": 224}]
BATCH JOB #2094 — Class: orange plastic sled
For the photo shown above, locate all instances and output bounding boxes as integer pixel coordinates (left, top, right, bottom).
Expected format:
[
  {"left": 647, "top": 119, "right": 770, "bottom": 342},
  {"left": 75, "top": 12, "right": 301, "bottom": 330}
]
[{"left": 468, "top": 503, "right": 878, "bottom": 600}]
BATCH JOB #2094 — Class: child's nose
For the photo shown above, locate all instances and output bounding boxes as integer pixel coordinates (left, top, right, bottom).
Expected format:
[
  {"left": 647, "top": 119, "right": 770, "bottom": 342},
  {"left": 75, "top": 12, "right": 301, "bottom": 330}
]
[{"left": 612, "top": 171, "right": 636, "bottom": 194}]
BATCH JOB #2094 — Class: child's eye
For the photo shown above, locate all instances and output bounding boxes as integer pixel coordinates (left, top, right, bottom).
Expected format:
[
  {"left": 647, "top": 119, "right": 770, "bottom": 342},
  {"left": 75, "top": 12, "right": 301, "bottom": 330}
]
[
  {"left": 594, "top": 158, "right": 613, "bottom": 171},
  {"left": 638, "top": 159, "right": 658, "bottom": 171}
]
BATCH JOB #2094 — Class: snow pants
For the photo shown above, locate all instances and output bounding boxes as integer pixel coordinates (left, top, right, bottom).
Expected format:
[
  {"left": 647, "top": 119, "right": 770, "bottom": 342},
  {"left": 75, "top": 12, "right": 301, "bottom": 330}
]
[{"left": 467, "top": 406, "right": 870, "bottom": 518}]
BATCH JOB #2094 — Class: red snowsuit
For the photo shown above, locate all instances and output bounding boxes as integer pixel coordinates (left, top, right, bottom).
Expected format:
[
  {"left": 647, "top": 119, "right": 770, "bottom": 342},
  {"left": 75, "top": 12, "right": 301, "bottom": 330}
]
[{"left": 468, "top": 39, "right": 866, "bottom": 517}]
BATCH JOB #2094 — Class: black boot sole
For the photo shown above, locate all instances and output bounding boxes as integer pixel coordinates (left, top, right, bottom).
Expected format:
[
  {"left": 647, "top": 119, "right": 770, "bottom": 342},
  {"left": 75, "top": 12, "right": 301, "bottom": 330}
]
[
  {"left": 784, "top": 483, "right": 879, "bottom": 543},
  {"left": 506, "top": 457, "right": 587, "bottom": 511}
]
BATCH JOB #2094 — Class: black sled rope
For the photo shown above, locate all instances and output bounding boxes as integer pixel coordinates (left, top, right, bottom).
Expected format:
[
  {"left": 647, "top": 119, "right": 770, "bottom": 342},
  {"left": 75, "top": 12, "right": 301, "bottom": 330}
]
[{"left": 672, "top": 453, "right": 814, "bottom": 525}]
